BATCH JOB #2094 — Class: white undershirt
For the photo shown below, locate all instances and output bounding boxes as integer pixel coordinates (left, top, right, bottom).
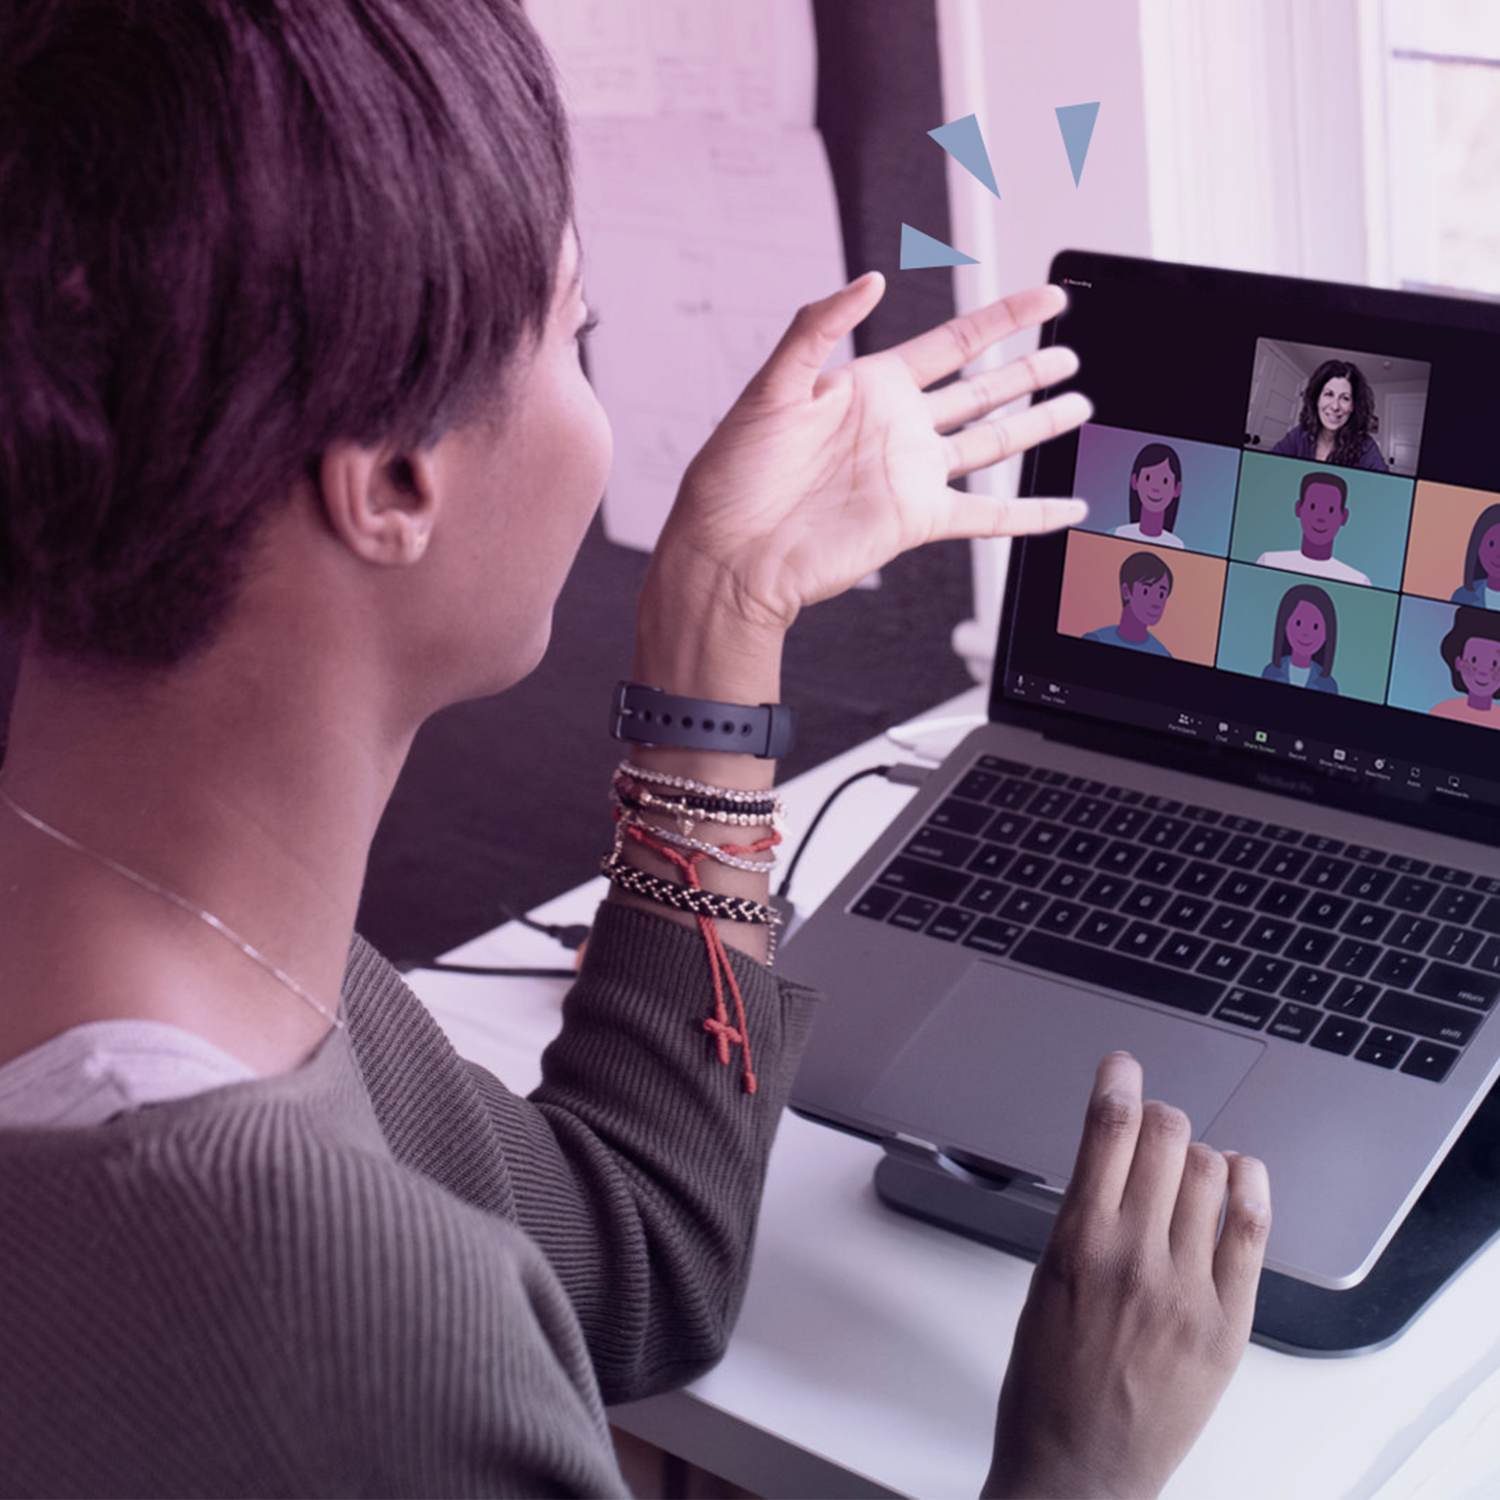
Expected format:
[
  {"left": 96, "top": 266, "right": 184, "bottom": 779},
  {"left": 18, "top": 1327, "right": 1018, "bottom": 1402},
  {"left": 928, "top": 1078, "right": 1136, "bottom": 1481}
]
[{"left": 0, "top": 1021, "right": 257, "bottom": 1128}]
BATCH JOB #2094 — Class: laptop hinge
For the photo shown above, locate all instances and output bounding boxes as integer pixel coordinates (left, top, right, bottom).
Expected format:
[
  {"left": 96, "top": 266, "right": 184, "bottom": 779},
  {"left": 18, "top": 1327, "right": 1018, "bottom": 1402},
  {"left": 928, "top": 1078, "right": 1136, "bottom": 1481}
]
[{"left": 876, "top": 1136, "right": 1062, "bottom": 1262}]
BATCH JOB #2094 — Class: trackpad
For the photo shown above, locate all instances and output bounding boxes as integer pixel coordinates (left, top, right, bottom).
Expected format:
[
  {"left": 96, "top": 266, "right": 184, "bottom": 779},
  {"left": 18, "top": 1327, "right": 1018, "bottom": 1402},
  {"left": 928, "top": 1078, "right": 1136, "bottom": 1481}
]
[{"left": 861, "top": 962, "right": 1264, "bottom": 1183}]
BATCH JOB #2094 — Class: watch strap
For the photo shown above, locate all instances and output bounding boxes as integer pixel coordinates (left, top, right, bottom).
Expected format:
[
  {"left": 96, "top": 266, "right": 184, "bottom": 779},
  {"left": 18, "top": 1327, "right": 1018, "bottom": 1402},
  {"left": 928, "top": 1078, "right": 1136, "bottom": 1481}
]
[{"left": 610, "top": 681, "right": 797, "bottom": 759}]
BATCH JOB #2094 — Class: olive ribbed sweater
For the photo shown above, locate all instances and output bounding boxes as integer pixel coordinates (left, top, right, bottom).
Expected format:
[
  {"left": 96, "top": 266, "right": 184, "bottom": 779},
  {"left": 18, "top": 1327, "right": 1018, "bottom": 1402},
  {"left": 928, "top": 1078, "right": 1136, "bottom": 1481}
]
[{"left": 0, "top": 903, "right": 816, "bottom": 1497}]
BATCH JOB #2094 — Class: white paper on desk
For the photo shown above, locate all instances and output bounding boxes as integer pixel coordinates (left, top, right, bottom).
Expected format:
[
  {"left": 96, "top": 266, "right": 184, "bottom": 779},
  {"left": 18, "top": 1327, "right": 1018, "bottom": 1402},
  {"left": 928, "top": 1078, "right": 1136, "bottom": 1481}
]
[{"left": 571, "top": 116, "right": 851, "bottom": 555}]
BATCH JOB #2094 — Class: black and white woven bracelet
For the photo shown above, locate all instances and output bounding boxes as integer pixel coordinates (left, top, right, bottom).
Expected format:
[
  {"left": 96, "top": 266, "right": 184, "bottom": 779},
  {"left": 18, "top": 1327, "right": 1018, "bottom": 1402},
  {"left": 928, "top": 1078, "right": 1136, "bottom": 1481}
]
[{"left": 600, "top": 851, "right": 778, "bottom": 926}]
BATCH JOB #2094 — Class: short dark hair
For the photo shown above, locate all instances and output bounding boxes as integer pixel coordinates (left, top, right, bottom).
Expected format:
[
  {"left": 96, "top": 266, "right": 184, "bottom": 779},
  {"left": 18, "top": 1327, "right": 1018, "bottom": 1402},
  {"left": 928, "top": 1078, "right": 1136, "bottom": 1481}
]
[
  {"left": 1298, "top": 470, "right": 1348, "bottom": 511},
  {"left": 0, "top": 0, "right": 571, "bottom": 666},
  {"left": 1441, "top": 606, "right": 1500, "bottom": 696},
  {"left": 1119, "top": 550, "right": 1173, "bottom": 593},
  {"left": 1126, "top": 442, "right": 1183, "bottom": 533}
]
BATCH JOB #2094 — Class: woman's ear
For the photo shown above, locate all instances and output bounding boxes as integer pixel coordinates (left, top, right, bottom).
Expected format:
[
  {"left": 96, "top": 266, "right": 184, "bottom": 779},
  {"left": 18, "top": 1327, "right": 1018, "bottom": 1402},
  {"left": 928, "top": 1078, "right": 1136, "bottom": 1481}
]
[{"left": 315, "top": 442, "right": 439, "bottom": 566}]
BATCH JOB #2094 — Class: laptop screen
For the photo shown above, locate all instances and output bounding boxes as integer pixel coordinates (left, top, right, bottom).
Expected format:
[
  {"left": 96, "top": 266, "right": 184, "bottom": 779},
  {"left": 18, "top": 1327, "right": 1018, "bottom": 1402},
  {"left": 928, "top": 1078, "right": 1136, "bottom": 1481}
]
[{"left": 1001, "top": 249, "right": 1500, "bottom": 843}]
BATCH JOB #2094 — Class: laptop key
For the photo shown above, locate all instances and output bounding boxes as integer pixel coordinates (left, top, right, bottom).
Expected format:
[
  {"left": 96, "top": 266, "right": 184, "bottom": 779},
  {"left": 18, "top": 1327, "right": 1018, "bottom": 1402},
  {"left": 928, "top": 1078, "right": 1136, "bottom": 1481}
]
[
  {"left": 1161, "top": 894, "right": 1213, "bottom": 929},
  {"left": 926, "top": 906, "right": 976, "bottom": 943},
  {"left": 929, "top": 798, "right": 994, "bottom": 834},
  {"left": 1241, "top": 955, "right": 1294, "bottom": 991},
  {"left": 1430, "top": 887, "right": 1483, "bottom": 924},
  {"left": 905, "top": 828, "right": 979, "bottom": 866},
  {"left": 1284, "top": 929, "right": 1336, "bottom": 966},
  {"left": 1201, "top": 906, "right": 1252, "bottom": 942},
  {"left": 1474, "top": 897, "right": 1500, "bottom": 936},
  {"left": 1388, "top": 915, "right": 1438, "bottom": 952},
  {"left": 1282, "top": 967, "right": 1336, "bottom": 1005},
  {"left": 1356, "top": 1030, "right": 1412, "bottom": 1069},
  {"left": 1179, "top": 827, "right": 1228, "bottom": 860},
  {"left": 1300, "top": 894, "right": 1349, "bottom": 929},
  {"left": 877, "top": 856, "right": 970, "bottom": 903},
  {"left": 1371, "top": 951, "right": 1426, "bottom": 990},
  {"left": 889, "top": 896, "right": 941, "bottom": 931},
  {"left": 1388, "top": 877, "right": 1438, "bottom": 913},
  {"left": 1243, "top": 916, "right": 1294, "bottom": 952},
  {"left": 852, "top": 886, "right": 902, "bottom": 921},
  {"left": 1311, "top": 1016, "right": 1366, "bottom": 1056},
  {"left": 1056, "top": 830, "right": 1108, "bottom": 864},
  {"left": 1328, "top": 938, "right": 1381, "bottom": 976},
  {"left": 961, "top": 919, "right": 1024, "bottom": 958},
  {"left": 1175, "top": 861, "right": 1225, "bottom": 897},
  {"left": 1217, "top": 989, "right": 1277, "bottom": 1029},
  {"left": 1326, "top": 978, "right": 1382, "bottom": 1017},
  {"left": 1199, "top": 944, "right": 1249, "bottom": 981},
  {"left": 1136, "top": 852, "right": 1184, "bottom": 885},
  {"left": 968, "top": 845, "right": 1015, "bottom": 879},
  {"left": 1008, "top": 853, "right": 1054, "bottom": 886},
  {"left": 1159, "top": 933, "right": 1209, "bottom": 969},
  {"left": 1401, "top": 1041, "right": 1460, "bottom": 1083},
  {"left": 1269, "top": 1003, "right": 1321, "bottom": 1042},
  {"left": 1303, "top": 856, "right": 1353, "bottom": 888},
  {"left": 1012, "top": 930, "right": 1221, "bottom": 1016},
  {"left": 1037, "top": 899, "right": 1086, "bottom": 936},
  {"left": 1344, "top": 867, "right": 1395, "bottom": 902},
  {"left": 1076, "top": 911, "right": 1127, "bottom": 946},
  {"left": 1119, "top": 886, "right": 1172, "bottom": 920},
  {"left": 999, "top": 889, "right": 1049, "bottom": 923},
  {"left": 1042, "top": 863, "right": 1091, "bottom": 897},
  {"left": 1341, "top": 903, "right": 1393, "bottom": 941},
  {"left": 1415, "top": 962, "right": 1500, "bottom": 1011},
  {"left": 1371, "top": 991, "right": 1479, "bottom": 1047},
  {"left": 1428, "top": 925, "right": 1481, "bottom": 965},
  {"left": 1256, "top": 882, "right": 1307, "bottom": 919},
  {"left": 1118, "top": 921, "right": 1167, "bottom": 958},
  {"left": 960, "top": 879, "right": 1009, "bottom": 915},
  {"left": 1081, "top": 872, "right": 1132, "bottom": 908},
  {"left": 1260, "top": 846, "right": 1309, "bottom": 881},
  {"left": 952, "top": 769, "right": 1001, "bottom": 803},
  {"left": 1217, "top": 873, "right": 1265, "bottom": 906},
  {"left": 1061, "top": 796, "right": 1110, "bottom": 829},
  {"left": 1097, "top": 841, "right": 1145, "bottom": 876},
  {"left": 988, "top": 777, "right": 1035, "bottom": 810},
  {"left": 1475, "top": 937, "right": 1500, "bottom": 976},
  {"left": 1222, "top": 835, "right": 1271, "bottom": 869}
]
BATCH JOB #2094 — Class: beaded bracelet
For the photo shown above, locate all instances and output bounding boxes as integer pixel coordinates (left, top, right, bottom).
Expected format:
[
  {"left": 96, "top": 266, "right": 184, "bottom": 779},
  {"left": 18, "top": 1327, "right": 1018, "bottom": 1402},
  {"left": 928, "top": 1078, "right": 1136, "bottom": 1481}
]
[
  {"left": 600, "top": 849, "right": 778, "bottom": 925},
  {"left": 616, "top": 760, "right": 783, "bottom": 805},
  {"left": 612, "top": 806, "right": 781, "bottom": 874},
  {"left": 613, "top": 782, "right": 784, "bottom": 832}
]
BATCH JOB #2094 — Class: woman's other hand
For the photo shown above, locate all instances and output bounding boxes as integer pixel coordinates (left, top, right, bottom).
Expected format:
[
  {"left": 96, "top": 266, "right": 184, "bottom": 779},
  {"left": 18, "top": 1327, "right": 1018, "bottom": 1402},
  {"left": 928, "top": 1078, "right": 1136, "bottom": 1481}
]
[{"left": 984, "top": 1053, "right": 1271, "bottom": 1499}]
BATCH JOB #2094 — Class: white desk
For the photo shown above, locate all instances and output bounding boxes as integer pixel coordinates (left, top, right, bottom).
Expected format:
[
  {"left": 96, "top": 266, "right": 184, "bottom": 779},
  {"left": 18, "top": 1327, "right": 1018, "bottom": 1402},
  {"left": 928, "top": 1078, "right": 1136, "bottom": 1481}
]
[{"left": 406, "top": 692, "right": 1500, "bottom": 1500}]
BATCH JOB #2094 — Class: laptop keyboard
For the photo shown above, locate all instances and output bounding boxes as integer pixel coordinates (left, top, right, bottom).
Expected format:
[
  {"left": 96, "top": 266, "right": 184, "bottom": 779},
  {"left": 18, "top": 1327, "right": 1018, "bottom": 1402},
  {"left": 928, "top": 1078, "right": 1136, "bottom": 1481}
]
[{"left": 851, "top": 755, "right": 1500, "bottom": 1085}]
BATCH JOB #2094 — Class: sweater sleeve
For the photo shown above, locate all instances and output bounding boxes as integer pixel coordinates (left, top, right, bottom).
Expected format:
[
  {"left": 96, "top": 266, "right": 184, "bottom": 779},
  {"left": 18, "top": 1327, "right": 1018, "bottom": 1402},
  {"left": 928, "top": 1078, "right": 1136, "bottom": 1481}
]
[{"left": 344, "top": 903, "right": 818, "bottom": 1404}]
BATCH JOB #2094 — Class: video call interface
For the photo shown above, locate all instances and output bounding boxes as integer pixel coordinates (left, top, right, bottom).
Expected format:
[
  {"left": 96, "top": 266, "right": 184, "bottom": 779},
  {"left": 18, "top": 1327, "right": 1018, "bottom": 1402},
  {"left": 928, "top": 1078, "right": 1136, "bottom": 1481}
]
[{"left": 1005, "top": 256, "right": 1500, "bottom": 824}]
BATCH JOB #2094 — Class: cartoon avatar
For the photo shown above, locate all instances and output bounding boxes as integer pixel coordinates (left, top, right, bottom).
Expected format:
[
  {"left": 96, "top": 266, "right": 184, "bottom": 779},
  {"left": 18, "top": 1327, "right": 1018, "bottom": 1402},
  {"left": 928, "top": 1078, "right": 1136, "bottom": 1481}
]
[
  {"left": 1431, "top": 606, "right": 1500, "bottom": 728},
  {"left": 1269, "top": 358, "right": 1386, "bottom": 471},
  {"left": 1113, "top": 442, "right": 1184, "bottom": 548},
  {"left": 1083, "top": 551, "right": 1174, "bottom": 657},
  {"left": 1450, "top": 503, "right": 1500, "bottom": 610},
  {"left": 1261, "top": 583, "right": 1339, "bottom": 694},
  {"left": 1255, "top": 470, "right": 1371, "bottom": 586}
]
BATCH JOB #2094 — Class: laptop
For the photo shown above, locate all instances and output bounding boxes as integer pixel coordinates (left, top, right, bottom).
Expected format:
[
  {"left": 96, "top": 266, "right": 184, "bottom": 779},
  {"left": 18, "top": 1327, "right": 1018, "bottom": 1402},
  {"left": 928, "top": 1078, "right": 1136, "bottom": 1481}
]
[{"left": 784, "top": 248, "right": 1500, "bottom": 1291}]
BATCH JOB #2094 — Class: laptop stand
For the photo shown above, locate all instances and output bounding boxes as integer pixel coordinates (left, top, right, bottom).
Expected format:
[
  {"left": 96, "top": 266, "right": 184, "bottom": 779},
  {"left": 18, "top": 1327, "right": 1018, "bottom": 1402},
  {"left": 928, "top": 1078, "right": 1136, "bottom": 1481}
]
[{"left": 873, "top": 1078, "right": 1500, "bottom": 1357}]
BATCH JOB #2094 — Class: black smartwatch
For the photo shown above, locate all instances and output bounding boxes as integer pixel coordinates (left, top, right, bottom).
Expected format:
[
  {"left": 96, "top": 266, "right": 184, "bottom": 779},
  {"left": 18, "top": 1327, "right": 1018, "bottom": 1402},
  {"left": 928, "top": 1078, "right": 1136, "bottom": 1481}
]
[{"left": 610, "top": 681, "right": 797, "bottom": 759}]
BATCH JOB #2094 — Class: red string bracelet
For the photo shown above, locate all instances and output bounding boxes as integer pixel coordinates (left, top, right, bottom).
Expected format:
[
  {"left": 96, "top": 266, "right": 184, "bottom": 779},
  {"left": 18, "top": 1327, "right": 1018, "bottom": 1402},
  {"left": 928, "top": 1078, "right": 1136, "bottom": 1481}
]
[{"left": 617, "top": 818, "right": 780, "bottom": 1095}]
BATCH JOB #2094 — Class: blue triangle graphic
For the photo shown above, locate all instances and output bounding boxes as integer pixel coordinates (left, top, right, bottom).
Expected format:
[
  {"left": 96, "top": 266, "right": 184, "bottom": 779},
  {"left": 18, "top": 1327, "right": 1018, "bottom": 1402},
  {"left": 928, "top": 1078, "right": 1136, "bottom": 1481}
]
[
  {"left": 899, "top": 223, "right": 978, "bottom": 270},
  {"left": 927, "top": 114, "right": 999, "bottom": 198},
  {"left": 1056, "top": 101, "right": 1100, "bottom": 186}
]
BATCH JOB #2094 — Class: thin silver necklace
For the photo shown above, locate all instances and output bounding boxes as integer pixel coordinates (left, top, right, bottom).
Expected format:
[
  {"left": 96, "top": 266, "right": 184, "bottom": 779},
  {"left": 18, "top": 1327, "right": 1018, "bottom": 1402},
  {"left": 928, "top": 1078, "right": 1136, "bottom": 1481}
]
[{"left": 0, "top": 783, "right": 342, "bottom": 1031}]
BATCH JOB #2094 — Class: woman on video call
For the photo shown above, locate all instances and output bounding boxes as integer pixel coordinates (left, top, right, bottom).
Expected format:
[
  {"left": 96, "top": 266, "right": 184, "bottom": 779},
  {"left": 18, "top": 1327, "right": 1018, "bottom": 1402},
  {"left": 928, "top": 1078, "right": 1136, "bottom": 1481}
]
[{"left": 0, "top": 2, "right": 1269, "bottom": 1495}]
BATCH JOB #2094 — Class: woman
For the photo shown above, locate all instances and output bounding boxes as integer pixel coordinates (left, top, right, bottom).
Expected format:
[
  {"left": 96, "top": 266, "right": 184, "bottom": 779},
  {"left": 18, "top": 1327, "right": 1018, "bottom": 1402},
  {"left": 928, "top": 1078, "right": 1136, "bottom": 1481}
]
[
  {"left": 1262, "top": 583, "right": 1340, "bottom": 693},
  {"left": 0, "top": 3, "right": 1268, "bottom": 1496},
  {"left": 1451, "top": 503, "right": 1500, "bottom": 609},
  {"left": 1270, "top": 357, "right": 1386, "bottom": 471},
  {"left": 1433, "top": 607, "right": 1500, "bottom": 728},
  {"left": 1113, "top": 441, "right": 1185, "bottom": 547}
]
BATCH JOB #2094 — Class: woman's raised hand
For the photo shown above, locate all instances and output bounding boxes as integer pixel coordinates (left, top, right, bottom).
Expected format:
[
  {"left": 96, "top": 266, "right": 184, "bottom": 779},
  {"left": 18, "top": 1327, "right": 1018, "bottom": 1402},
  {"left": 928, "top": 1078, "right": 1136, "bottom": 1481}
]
[{"left": 648, "top": 272, "right": 1091, "bottom": 641}]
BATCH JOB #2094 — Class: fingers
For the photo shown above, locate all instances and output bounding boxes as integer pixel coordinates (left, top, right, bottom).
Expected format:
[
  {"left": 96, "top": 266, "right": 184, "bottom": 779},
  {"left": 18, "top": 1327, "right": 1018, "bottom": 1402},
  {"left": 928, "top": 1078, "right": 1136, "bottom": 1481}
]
[
  {"left": 896, "top": 282, "right": 1067, "bottom": 391},
  {"left": 1214, "top": 1152, "right": 1272, "bottom": 1323},
  {"left": 925, "top": 344, "right": 1081, "bottom": 434},
  {"left": 749, "top": 271, "right": 887, "bottom": 403},
  {"left": 1060, "top": 1051, "right": 1144, "bottom": 1224},
  {"left": 942, "top": 390, "right": 1092, "bottom": 480}
]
